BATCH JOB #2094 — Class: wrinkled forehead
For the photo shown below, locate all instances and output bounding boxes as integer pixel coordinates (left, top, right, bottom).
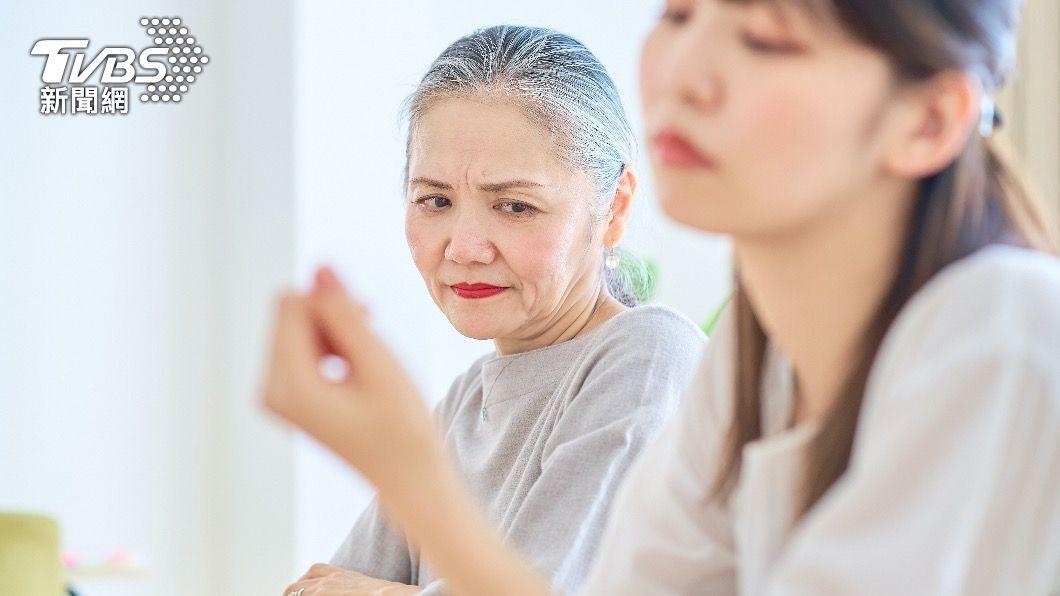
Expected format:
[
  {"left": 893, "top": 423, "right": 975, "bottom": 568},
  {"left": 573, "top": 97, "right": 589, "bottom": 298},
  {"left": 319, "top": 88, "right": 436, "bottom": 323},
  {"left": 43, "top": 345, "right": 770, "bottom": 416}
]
[{"left": 405, "top": 95, "right": 574, "bottom": 188}]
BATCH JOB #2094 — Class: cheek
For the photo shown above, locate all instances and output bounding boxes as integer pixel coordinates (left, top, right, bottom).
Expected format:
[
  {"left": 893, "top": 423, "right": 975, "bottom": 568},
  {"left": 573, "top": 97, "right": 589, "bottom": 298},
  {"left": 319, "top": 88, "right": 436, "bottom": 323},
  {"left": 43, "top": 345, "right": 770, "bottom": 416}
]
[
  {"left": 732, "top": 89, "right": 866, "bottom": 214},
  {"left": 745, "top": 93, "right": 833, "bottom": 170},
  {"left": 503, "top": 219, "right": 585, "bottom": 293},
  {"left": 404, "top": 216, "right": 442, "bottom": 275}
]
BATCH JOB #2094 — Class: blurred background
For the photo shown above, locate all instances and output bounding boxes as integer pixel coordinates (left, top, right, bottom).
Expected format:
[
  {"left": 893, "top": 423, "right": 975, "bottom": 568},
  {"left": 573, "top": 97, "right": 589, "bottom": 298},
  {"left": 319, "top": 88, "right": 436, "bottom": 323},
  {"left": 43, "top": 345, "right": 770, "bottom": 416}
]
[{"left": 1, "top": 1, "right": 1057, "bottom": 594}]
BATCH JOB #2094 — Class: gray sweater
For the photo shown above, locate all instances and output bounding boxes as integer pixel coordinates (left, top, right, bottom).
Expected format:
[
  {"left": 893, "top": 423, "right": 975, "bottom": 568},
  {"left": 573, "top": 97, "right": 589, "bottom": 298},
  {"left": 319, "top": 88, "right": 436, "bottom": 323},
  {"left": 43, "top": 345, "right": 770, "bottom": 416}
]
[{"left": 329, "top": 304, "right": 707, "bottom": 595}]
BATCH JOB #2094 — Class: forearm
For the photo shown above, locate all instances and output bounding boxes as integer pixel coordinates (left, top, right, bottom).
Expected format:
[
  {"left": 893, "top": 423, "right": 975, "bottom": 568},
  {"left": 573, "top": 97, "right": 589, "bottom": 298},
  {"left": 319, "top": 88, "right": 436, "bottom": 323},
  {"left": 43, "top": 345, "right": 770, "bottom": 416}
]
[{"left": 357, "top": 447, "right": 552, "bottom": 596}]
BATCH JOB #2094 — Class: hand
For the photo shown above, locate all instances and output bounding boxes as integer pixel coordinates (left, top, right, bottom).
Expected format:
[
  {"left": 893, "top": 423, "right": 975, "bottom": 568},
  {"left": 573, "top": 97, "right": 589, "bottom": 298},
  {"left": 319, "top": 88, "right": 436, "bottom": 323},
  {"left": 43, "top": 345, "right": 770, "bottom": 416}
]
[
  {"left": 260, "top": 266, "right": 442, "bottom": 493},
  {"left": 283, "top": 564, "right": 422, "bottom": 595},
  {"left": 263, "top": 267, "right": 551, "bottom": 596}
]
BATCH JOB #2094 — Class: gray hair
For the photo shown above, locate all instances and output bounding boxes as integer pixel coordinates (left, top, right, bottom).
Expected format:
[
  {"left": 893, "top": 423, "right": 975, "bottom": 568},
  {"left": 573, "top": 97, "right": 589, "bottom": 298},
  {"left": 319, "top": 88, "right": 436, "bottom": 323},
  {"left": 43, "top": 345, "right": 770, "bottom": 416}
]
[{"left": 401, "top": 25, "right": 645, "bottom": 307}]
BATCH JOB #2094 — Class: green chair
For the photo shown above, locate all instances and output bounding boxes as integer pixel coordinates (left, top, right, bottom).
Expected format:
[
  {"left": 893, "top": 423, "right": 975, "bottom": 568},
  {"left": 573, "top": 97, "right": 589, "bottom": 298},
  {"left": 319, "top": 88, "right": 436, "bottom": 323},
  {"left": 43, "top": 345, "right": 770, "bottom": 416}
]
[{"left": 0, "top": 512, "right": 66, "bottom": 595}]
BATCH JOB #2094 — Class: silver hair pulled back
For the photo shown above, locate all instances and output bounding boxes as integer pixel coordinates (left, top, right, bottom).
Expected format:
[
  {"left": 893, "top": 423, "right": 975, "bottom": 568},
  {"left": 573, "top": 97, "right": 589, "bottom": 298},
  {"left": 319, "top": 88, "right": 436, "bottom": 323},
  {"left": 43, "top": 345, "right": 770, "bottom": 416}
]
[{"left": 401, "top": 24, "right": 646, "bottom": 307}]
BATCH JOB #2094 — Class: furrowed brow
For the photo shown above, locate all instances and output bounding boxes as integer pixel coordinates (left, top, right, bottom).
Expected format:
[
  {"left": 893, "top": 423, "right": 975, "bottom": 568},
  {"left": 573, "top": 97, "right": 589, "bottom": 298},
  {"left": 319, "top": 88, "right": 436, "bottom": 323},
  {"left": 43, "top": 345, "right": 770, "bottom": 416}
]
[
  {"left": 477, "top": 180, "right": 545, "bottom": 193},
  {"left": 408, "top": 177, "right": 453, "bottom": 190}
]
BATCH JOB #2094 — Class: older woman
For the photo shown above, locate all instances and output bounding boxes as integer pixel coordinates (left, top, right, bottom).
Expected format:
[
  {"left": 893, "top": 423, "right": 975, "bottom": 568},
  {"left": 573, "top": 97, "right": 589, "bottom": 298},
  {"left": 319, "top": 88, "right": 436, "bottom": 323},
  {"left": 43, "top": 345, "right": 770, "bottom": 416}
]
[{"left": 283, "top": 25, "right": 706, "bottom": 596}]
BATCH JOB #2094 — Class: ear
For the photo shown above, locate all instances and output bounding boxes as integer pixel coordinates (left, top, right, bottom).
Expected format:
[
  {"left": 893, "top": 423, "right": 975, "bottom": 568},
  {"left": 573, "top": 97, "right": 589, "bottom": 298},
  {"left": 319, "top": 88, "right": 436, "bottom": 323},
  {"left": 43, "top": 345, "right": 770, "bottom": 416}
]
[
  {"left": 882, "top": 70, "right": 982, "bottom": 179},
  {"left": 604, "top": 165, "right": 637, "bottom": 246}
]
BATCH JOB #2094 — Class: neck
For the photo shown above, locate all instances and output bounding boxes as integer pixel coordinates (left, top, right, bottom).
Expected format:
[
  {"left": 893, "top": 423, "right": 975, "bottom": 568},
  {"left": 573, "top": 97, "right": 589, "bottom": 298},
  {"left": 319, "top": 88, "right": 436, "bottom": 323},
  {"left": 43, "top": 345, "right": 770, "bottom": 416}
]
[
  {"left": 493, "top": 284, "right": 626, "bottom": 356},
  {"left": 734, "top": 181, "right": 916, "bottom": 424}
]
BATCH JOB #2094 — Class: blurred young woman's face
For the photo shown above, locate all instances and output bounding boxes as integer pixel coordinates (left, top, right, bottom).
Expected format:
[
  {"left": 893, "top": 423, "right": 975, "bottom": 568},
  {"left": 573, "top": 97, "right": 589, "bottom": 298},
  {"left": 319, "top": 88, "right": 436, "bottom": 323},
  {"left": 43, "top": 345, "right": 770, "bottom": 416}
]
[
  {"left": 641, "top": 0, "right": 899, "bottom": 238},
  {"left": 404, "top": 97, "right": 604, "bottom": 341}
]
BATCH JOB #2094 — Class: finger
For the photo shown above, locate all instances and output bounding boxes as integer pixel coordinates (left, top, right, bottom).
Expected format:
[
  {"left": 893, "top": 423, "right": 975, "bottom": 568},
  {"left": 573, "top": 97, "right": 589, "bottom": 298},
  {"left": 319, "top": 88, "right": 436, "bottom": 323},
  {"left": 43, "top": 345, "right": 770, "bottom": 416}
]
[
  {"left": 282, "top": 578, "right": 316, "bottom": 595},
  {"left": 262, "top": 291, "right": 322, "bottom": 417},
  {"left": 307, "top": 267, "right": 402, "bottom": 387},
  {"left": 278, "top": 292, "right": 324, "bottom": 368},
  {"left": 300, "top": 562, "right": 344, "bottom": 580}
]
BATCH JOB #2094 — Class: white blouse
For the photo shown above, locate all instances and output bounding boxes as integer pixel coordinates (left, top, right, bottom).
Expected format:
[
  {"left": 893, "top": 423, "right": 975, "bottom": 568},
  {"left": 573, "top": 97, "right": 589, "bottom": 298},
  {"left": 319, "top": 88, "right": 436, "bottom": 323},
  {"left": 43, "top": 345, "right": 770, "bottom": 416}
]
[{"left": 578, "top": 245, "right": 1060, "bottom": 595}]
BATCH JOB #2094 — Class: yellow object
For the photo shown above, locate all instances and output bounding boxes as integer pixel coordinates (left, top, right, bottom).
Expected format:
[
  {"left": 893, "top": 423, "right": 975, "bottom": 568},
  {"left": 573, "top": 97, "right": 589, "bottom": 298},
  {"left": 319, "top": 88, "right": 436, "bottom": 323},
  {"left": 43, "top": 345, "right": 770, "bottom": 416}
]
[{"left": 0, "top": 512, "right": 65, "bottom": 596}]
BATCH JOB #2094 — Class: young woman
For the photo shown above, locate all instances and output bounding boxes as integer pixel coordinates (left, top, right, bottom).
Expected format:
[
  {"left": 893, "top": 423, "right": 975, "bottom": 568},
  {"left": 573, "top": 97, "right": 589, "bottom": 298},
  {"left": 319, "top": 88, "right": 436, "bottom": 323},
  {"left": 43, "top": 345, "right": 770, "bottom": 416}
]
[
  {"left": 263, "top": 1, "right": 1060, "bottom": 594},
  {"left": 282, "top": 25, "right": 706, "bottom": 596}
]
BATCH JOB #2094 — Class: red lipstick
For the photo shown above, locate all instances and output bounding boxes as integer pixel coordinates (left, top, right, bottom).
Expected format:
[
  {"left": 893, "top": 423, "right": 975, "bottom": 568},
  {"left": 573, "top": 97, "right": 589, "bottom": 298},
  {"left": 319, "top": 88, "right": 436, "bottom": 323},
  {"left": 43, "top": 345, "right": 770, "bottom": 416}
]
[
  {"left": 451, "top": 282, "right": 508, "bottom": 299},
  {"left": 650, "top": 128, "right": 717, "bottom": 169}
]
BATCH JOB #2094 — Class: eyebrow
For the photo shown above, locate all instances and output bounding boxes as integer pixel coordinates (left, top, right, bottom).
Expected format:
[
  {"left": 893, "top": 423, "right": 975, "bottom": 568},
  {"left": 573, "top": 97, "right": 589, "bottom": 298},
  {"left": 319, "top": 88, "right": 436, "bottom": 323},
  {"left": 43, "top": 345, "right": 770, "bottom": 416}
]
[{"left": 408, "top": 177, "right": 546, "bottom": 192}]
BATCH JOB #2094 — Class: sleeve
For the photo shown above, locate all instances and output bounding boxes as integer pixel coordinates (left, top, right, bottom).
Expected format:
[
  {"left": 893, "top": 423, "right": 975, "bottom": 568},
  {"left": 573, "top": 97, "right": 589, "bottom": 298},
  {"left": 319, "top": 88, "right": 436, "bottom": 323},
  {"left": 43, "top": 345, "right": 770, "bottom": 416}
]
[
  {"left": 327, "top": 493, "right": 417, "bottom": 583},
  {"left": 479, "top": 313, "right": 707, "bottom": 595},
  {"left": 576, "top": 310, "right": 740, "bottom": 595},
  {"left": 328, "top": 367, "right": 479, "bottom": 585},
  {"left": 762, "top": 337, "right": 1060, "bottom": 595}
]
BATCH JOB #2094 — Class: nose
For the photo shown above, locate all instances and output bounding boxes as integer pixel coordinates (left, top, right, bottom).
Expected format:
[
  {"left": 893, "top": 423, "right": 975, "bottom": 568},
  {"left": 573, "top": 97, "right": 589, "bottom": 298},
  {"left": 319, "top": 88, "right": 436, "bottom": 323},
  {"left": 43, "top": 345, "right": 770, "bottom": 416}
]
[
  {"left": 663, "top": 19, "right": 725, "bottom": 113},
  {"left": 444, "top": 212, "right": 497, "bottom": 265}
]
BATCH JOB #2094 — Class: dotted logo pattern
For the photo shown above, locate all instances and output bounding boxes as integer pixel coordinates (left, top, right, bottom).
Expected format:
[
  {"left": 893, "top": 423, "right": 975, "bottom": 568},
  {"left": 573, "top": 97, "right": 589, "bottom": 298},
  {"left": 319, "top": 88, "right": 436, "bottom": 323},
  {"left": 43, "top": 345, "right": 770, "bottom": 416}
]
[{"left": 137, "top": 17, "right": 209, "bottom": 103}]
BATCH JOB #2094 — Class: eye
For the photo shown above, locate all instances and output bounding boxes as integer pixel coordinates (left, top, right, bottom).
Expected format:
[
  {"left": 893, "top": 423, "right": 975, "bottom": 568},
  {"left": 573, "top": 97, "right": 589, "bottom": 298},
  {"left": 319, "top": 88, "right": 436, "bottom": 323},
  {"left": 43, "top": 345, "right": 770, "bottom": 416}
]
[
  {"left": 739, "top": 5, "right": 807, "bottom": 55},
  {"left": 740, "top": 31, "right": 804, "bottom": 54},
  {"left": 413, "top": 195, "right": 451, "bottom": 211},
  {"left": 497, "top": 200, "right": 538, "bottom": 216},
  {"left": 657, "top": 0, "right": 691, "bottom": 25},
  {"left": 659, "top": 8, "right": 690, "bottom": 25}
]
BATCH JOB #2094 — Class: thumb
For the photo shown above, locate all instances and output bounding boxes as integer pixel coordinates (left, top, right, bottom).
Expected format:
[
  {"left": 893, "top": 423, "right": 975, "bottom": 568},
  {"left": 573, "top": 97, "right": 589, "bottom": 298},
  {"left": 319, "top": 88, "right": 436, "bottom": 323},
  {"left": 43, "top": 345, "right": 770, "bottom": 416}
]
[{"left": 307, "top": 266, "right": 400, "bottom": 388}]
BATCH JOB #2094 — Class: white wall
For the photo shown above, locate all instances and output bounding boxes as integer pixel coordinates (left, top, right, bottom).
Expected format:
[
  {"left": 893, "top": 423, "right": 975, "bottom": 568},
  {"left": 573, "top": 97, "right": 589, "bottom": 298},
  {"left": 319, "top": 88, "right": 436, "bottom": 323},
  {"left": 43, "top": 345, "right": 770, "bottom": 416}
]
[
  {"left": 290, "top": 0, "right": 733, "bottom": 576},
  {"left": 1000, "top": 0, "right": 1060, "bottom": 215},
  {"left": 1, "top": 1, "right": 298, "bottom": 594},
  {"left": 1, "top": 2, "right": 226, "bottom": 595}
]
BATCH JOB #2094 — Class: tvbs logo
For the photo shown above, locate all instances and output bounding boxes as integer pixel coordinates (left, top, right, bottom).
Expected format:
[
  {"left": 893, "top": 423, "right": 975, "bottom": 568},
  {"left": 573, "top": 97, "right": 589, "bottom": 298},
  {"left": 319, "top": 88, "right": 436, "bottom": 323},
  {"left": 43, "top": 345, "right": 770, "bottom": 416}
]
[{"left": 31, "top": 17, "right": 209, "bottom": 116}]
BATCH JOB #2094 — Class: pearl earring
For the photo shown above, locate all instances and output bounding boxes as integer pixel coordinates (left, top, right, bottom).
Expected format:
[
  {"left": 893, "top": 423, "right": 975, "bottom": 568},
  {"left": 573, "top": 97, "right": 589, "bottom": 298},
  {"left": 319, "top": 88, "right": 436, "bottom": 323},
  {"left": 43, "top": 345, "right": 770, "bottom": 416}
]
[{"left": 605, "top": 245, "right": 620, "bottom": 270}]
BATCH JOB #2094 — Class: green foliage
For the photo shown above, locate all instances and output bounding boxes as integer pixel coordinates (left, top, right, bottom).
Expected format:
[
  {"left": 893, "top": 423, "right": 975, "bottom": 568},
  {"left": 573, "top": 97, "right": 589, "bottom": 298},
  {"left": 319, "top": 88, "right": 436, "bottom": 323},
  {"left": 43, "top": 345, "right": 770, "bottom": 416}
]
[{"left": 703, "top": 295, "right": 730, "bottom": 336}]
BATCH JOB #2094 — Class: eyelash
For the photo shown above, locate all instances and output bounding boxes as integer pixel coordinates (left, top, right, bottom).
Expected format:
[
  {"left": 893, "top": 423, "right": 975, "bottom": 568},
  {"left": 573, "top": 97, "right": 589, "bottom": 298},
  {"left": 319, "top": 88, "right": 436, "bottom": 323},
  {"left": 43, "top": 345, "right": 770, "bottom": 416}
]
[
  {"left": 412, "top": 196, "right": 539, "bottom": 217},
  {"left": 413, "top": 195, "right": 451, "bottom": 211},
  {"left": 659, "top": 8, "right": 690, "bottom": 25},
  {"left": 656, "top": 5, "right": 802, "bottom": 55},
  {"left": 740, "top": 32, "right": 802, "bottom": 54}
]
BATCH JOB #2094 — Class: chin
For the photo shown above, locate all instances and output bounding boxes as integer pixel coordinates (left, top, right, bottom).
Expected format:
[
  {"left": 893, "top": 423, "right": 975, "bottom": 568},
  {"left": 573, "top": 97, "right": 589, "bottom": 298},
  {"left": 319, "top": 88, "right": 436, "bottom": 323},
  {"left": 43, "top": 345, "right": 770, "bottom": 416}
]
[
  {"left": 657, "top": 188, "right": 723, "bottom": 233},
  {"left": 446, "top": 312, "right": 501, "bottom": 341},
  {"left": 455, "top": 327, "right": 497, "bottom": 341},
  {"left": 657, "top": 183, "right": 808, "bottom": 240}
]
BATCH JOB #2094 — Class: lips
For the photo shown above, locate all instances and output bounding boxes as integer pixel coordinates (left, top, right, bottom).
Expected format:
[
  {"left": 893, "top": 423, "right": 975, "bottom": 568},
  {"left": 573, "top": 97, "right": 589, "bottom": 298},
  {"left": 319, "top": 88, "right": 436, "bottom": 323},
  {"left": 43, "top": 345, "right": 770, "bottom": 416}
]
[
  {"left": 650, "top": 128, "right": 717, "bottom": 169},
  {"left": 450, "top": 282, "right": 508, "bottom": 299}
]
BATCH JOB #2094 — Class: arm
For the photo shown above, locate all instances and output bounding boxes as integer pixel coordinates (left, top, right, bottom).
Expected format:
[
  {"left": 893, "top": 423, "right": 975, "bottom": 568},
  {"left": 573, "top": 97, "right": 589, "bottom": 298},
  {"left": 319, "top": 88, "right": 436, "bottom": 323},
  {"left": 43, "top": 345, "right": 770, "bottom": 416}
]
[
  {"left": 417, "top": 322, "right": 706, "bottom": 596},
  {"left": 763, "top": 338, "right": 1060, "bottom": 595},
  {"left": 327, "top": 369, "right": 474, "bottom": 584},
  {"left": 375, "top": 451, "right": 552, "bottom": 596},
  {"left": 327, "top": 494, "right": 416, "bottom": 583},
  {"left": 261, "top": 268, "right": 552, "bottom": 596},
  {"left": 511, "top": 319, "right": 706, "bottom": 590},
  {"left": 576, "top": 316, "right": 740, "bottom": 595}
]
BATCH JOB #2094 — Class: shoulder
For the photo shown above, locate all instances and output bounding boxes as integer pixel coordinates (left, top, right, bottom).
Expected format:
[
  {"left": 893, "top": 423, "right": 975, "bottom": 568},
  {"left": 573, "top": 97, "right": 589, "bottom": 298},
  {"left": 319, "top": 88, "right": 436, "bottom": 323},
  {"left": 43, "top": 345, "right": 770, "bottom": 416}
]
[
  {"left": 585, "top": 303, "right": 707, "bottom": 362},
  {"left": 561, "top": 304, "right": 707, "bottom": 420},
  {"left": 579, "top": 304, "right": 708, "bottom": 397},
  {"left": 875, "top": 245, "right": 1060, "bottom": 373},
  {"left": 866, "top": 245, "right": 1060, "bottom": 418}
]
